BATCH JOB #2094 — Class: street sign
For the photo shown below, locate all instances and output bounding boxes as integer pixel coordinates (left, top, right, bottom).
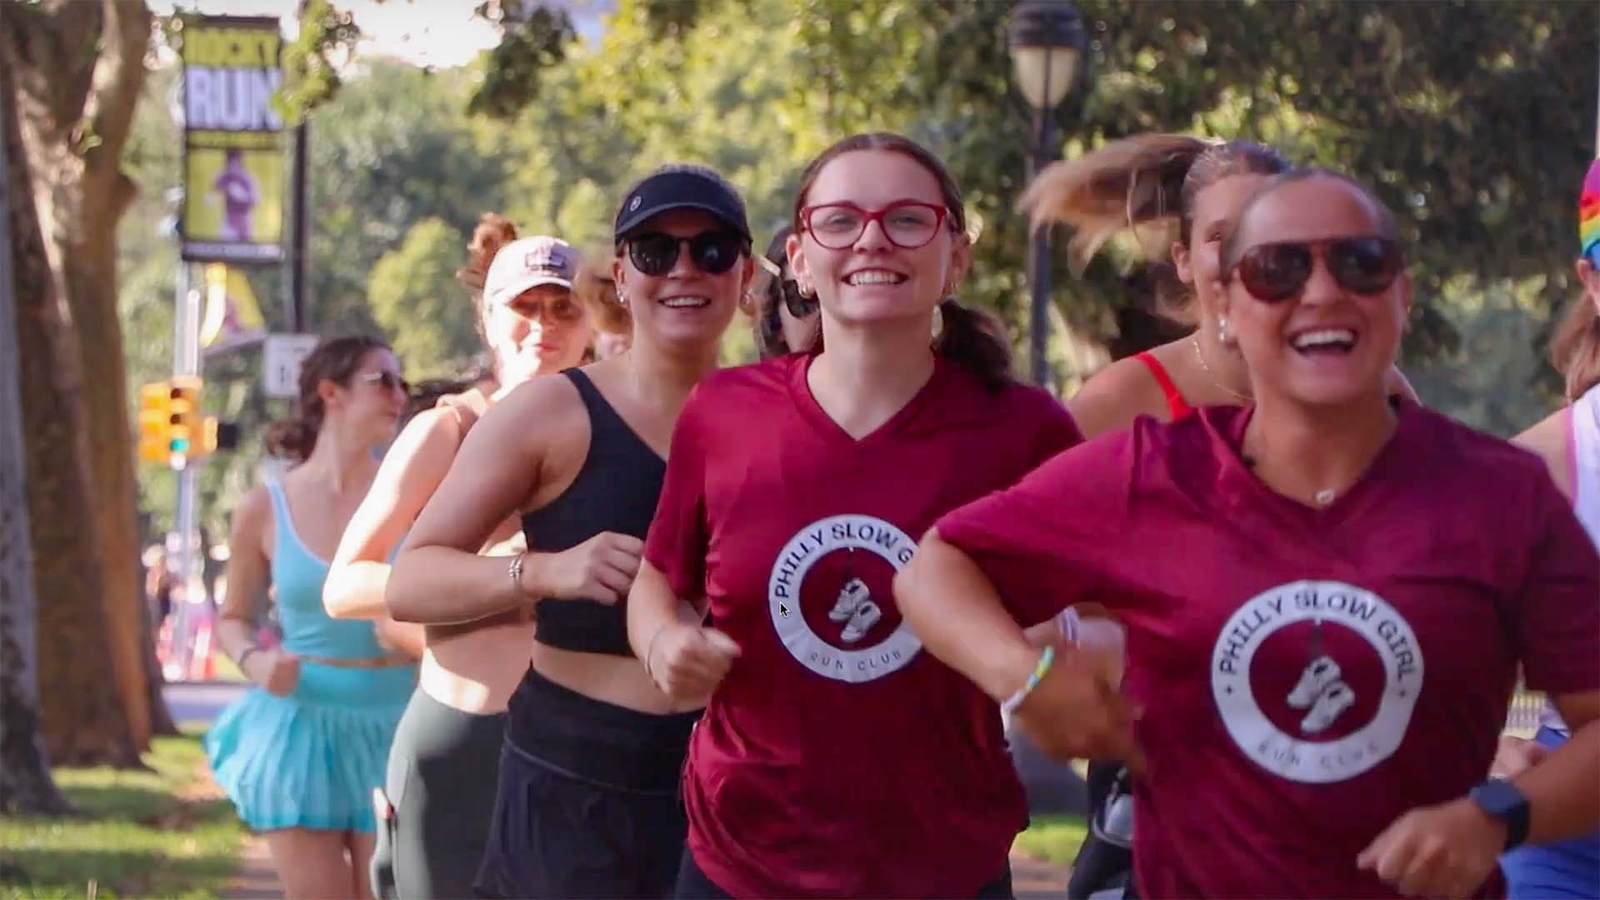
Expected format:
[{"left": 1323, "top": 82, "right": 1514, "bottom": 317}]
[{"left": 262, "top": 332, "right": 318, "bottom": 398}]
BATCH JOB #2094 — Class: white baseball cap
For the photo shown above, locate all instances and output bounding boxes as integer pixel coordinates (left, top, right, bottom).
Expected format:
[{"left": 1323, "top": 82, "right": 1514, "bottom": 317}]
[{"left": 484, "top": 236, "right": 578, "bottom": 305}]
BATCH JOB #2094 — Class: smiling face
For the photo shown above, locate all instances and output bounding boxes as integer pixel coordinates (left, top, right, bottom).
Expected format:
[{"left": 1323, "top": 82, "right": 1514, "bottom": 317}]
[
  {"left": 613, "top": 208, "right": 751, "bottom": 353},
  {"left": 788, "top": 149, "right": 969, "bottom": 333},
  {"left": 1218, "top": 176, "right": 1411, "bottom": 410}
]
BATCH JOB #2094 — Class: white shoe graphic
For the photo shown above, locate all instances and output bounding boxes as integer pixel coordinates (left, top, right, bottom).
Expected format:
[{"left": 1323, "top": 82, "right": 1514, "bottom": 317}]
[
  {"left": 829, "top": 578, "right": 870, "bottom": 622},
  {"left": 1301, "top": 681, "right": 1356, "bottom": 734},
  {"left": 840, "top": 600, "right": 881, "bottom": 644},
  {"left": 1287, "top": 655, "right": 1342, "bottom": 709}
]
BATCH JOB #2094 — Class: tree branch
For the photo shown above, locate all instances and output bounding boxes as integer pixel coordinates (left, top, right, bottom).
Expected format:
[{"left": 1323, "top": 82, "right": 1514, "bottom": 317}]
[
  {"left": 84, "top": 0, "right": 151, "bottom": 177},
  {"left": 2, "top": 0, "right": 102, "bottom": 142}
]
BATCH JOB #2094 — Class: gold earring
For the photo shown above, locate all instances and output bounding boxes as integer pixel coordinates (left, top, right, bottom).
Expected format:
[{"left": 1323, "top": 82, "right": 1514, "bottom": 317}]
[{"left": 1217, "top": 316, "right": 1234, "bottom": 347}]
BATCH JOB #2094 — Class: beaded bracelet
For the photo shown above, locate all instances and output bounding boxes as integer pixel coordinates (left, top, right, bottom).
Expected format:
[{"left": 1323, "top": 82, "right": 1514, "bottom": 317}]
[{"left": 1001, "top": 645, "right": 1056, "bottom": 715}]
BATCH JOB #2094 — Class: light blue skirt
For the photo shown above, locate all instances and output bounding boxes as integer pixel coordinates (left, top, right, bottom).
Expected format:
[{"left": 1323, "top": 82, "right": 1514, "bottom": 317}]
[{"left": 206, "top": 661, "right": 415, "bottom": 833}]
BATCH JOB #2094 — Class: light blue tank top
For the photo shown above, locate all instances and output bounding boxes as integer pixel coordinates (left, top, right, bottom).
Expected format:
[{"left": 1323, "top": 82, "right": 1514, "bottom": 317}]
[{"left": 265, "top": 479, "right": 388, "bottom": 660}]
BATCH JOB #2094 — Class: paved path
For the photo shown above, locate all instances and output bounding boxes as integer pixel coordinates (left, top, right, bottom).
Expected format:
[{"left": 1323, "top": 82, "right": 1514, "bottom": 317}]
[
  {"left": 1012, "top": 852, "right": 1073, "bottom": 899},
  {"left": 165, "top": 679, "right": 246, "bottom": 726}
]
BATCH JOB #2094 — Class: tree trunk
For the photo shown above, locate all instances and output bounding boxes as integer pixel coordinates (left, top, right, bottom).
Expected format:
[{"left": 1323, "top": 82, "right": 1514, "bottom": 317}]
[
  {"left": 0, "top": 44, "right": 73, "bottom": 817},
  {"left": 0, "top": 0, "right": 146, "bottom": 767}
]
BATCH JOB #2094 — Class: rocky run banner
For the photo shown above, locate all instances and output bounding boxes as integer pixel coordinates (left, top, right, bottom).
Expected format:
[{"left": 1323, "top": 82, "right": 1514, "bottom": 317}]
[{"left": 180, "top": 15, "right": 285, "bottom": 266}]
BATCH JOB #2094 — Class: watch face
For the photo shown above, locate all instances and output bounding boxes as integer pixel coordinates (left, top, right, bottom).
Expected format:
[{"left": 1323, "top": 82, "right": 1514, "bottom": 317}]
[{"left": 1474, "top": 779, "right": 1528, "bottom": 817}]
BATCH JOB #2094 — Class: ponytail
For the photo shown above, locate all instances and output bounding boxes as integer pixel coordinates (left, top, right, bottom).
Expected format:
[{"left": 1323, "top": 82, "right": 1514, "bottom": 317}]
[
  {"left": 262, "top": 335, "right": 391, "bottom": 463},
  {"left": 1021, "top": 133, "right": 1292, "bottom": 312},
  {"left": 263, "top": 416, "right": 319, "bottom": 463},
  {"left": 934, "top": 299, "right": 1012, "bottom": 392}
]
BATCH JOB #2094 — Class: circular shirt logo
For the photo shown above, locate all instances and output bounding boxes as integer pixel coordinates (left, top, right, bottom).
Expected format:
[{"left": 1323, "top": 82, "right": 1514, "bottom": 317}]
[
  {"left": 767, "top": 515, "right": 922, "bottom": 683},
  {"left": 1211, "top": 580, "right": 1424, "bottom": 784}
]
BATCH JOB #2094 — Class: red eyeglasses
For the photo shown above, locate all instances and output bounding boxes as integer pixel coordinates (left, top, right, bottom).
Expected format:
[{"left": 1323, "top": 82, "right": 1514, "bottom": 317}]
[{"left": 799, "top": 200, "right": 953, "bottom": 250}]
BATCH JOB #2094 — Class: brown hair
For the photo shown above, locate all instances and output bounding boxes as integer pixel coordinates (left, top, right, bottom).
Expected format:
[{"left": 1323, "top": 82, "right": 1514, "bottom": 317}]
[
  {"left": 575, "top": 246, "right": 630, "bottom": 335},
  {"left": 1551, "top": 292, "right": 1600, "bottom": 400},
  {"left": 263, "top": 335, "right": 391, "bottom": 462},
  {"left": 792, "top": 132, "right": 1012, "bottom": 391},
  {"left": 455, "top": 213, "right": 519, "bottom": 296},
  {"left": 1021, "top": 134, "right": 1291, "bottom": 304},
  {"left": 755, "top": 227, "right": 797, "bottom": 359}
]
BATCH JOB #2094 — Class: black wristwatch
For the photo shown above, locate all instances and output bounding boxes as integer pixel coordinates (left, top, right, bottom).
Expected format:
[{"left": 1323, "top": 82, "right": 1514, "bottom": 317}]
[{"left": 1469, "top": 778, "right": 1531, "bottom": 851}]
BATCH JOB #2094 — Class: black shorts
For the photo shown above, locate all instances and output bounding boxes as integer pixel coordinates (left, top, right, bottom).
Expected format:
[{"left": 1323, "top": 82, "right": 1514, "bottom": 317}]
[
  {"left": 473, "top": 670, "right": 699, "bottom": 899},
  {"left": 371, "top": 689, "right": 506, "bottom": 900},
  {"left": 673, "top": 848, "right": 1017, "bottom": 900}
]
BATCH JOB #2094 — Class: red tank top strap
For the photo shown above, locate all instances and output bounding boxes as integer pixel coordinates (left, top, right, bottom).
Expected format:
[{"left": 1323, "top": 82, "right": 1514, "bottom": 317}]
[{"left": 1133, "top": 351, "right": 1194, "bottom": 421}]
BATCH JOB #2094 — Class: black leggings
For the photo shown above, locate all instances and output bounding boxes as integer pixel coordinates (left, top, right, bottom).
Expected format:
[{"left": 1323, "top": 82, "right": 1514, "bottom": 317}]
[
  {"left": 673, "top": 848, "right": 1016, "bottom": 900},
  {"left": 371, "top": 689, "right": 507, "bottom": 900}
]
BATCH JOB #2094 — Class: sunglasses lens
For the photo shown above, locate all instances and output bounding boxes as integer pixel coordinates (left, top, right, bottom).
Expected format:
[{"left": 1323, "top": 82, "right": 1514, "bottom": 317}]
[
  {"left": 628, "top": 234, "right": 680, "bottom": 275},
  {"left": 690, "top": 233, "right": 742, "bottom": 274},
  {"left": 782, "top": 280, "right": 817, "bottom": 318},
  {"left": 1238, "top": 244, "right": 1313, "bottom": 303},
  {"left": 1328, "top": 237, "right": 1402, "bottom": 294}
]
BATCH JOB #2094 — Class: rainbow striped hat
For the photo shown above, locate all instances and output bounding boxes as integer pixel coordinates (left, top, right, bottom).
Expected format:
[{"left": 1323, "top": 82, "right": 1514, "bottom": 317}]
[{"left": 1583, "top": 158, "right": 1600, "bottom": 262}]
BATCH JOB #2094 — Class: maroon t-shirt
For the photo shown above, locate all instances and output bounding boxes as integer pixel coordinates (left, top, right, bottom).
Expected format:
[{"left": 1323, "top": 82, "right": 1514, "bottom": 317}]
[
  {"left": 935, "top": 403, "right": 1600, "bottom": 899},
  {"left": 644, "top": 354, "right": 1082, "bottom": 899}
]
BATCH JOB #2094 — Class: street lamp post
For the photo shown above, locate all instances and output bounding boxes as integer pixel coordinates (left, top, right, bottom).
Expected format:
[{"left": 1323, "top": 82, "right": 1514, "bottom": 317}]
[{"left": 1009, "top": 0, "right": 1086, "bottom": 389}]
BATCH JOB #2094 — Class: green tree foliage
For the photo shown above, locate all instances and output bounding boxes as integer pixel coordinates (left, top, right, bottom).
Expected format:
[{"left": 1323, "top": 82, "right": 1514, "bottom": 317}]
[{"left": 369, "top": 217, "right": 485, "bottom": 378}]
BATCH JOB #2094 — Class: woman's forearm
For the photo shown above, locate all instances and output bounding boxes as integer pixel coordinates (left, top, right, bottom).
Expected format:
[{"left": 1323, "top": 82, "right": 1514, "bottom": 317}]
[
  {"left": 214, "top": 615, "right": 258, "bottom": 664},
  {"left": 627, "top": 563, "right": 702, "bottom": 667},
  {"left": 894, "top": 530, "right": 1040, "bottom": 703},
  {"left": 324, "top": 559, "right": 394, "bottom": 620},
  {"left": 1517, "top": 721, "right": 1600, "bottom": 844},
  {"left": 387, "top": 546, "right": 532, "bottom": 624}
]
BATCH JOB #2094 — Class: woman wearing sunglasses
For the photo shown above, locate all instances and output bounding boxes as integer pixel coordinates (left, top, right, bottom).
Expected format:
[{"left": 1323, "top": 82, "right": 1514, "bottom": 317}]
[
  {"left": 750, "top": 226, "right": 821, "bottom": 358},
  {"left": 627, "top": 133, "right": 1081, "bottom": 899},
  {"left": 208, "top": 336, "right": 417, "bottom": 899},
  {"left": 323, "top": 220, "right": 595, "bottom": 899},
  {"left": 1492, "top": 159, "right": 1600, "bottom": 900},
  {"left": 1025, "top": 133, "right": 1417, "bottom": 440},
  {"left": 389, "top": 164, "right": 754, "bottom": 899},
  {"left": 897, "top": 169, "right": 1600, "bottom": 899}
]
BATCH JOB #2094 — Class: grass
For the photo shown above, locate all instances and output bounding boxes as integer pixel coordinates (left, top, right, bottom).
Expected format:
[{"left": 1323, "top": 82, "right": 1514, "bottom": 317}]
[
  {"left": 0, "top": 730, "right": 245, "bottom": 899},
  {"left": 1013, "top": 813, "right": 1088, "bottom": 868}
]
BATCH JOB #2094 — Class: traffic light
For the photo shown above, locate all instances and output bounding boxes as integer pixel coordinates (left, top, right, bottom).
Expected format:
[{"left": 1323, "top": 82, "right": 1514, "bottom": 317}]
[
  {"left": 167, "top": 376, "right": 203, "bottom": 460},
  {"left": 138, "top": 381, "right": 172, "bottom": 464}
]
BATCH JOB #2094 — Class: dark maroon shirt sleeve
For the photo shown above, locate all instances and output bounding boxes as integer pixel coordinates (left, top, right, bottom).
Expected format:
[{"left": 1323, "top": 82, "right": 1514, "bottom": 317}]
[
  {"left": 644, "top": 387, "right": 710, "bottom": 600},
  {"left": 934, "top": 427, "right": 1133, "bottom": 627},
  {"left": 1514, "top": 481, "right": 1600, "bottom": 698},
  {"left": 1026, "top": 392, "right": 1085, "bottom": 467}
]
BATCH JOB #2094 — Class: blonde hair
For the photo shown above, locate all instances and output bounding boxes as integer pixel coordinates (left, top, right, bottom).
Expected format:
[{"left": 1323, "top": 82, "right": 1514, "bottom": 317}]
[
  {"left": 575, "top": 246, "right": 630, "bottom": 335},
  {"left": 1020, "top": 133, "right": 1290, "bottom": 293}
]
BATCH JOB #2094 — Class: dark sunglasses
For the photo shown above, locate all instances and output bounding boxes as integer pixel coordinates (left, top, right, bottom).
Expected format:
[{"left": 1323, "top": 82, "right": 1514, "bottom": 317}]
[
  {"left": 1226, "top": 236, "right": 1404, "bottom": 303},
  {"left": 357, "top": 370, "right": 410, "bottom": 394},
  {"left": 626, "top": 231, "right": 746, "bottom": 276}
]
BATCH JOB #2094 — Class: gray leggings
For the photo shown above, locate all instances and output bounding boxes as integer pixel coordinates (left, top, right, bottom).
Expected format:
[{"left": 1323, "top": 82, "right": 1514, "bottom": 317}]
[{"left": 372, "top": 689, "right": 506, "bottom": 900}]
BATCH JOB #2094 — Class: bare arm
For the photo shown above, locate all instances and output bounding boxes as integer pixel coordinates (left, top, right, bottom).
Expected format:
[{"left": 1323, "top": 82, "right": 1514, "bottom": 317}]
[
  {"left": 214, "top": 486, "right": 272, "bottom": 664},
  {"left": 627, "top": 560, "right": 707, "bottom": 670},
  {"left": 1067, "top": 357, "right": 1170, "bottom": 440},
  {"left": 1516, "top": 692, "right": 1600, "bottom": 843},
  {"left": 894, "top": 528, "right": 1040, "bottom": 701},
  {"left": 325, "top": 408, "right": 462, "bottom": 620},
  {"left": 388, "top": 378, "right": 639, "bottom": 624}
]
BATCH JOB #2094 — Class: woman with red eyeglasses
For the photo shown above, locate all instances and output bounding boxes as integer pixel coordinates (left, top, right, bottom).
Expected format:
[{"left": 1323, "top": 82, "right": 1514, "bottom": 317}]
[
  {"left": 626, "top": 132, "right": 1082, "bottom": 899},
  {"left": 389, "top": 165, "right": 755, "bottom": 899},
  {"left": 898, "top": 168, "right": 1600, "bottom": 899}
]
